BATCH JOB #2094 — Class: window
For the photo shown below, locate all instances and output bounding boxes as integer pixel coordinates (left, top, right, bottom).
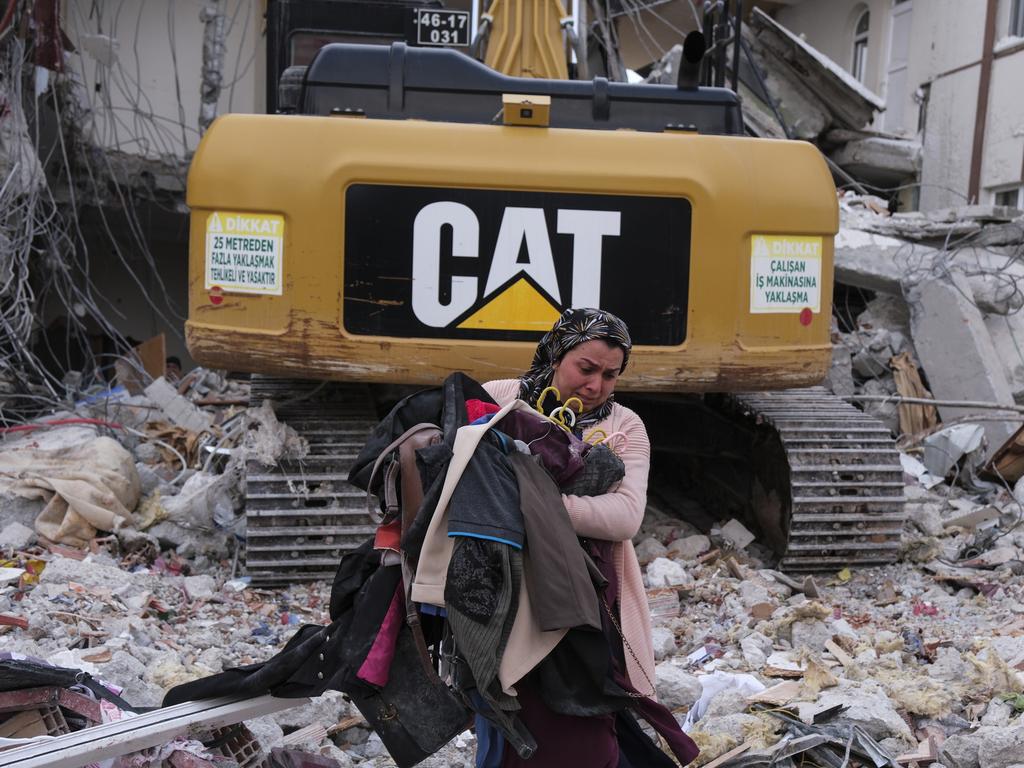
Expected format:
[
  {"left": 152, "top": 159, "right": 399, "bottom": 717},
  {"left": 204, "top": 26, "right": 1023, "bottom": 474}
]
[
  {"left": 852, "top": 11, "right": 870, "bottom": 83},
  {"left": 1013, "top": 0, "right": 1024, "bottom": 37},
  {"left": 994, "top": 186, "right": 1024, "bottom": 209}
]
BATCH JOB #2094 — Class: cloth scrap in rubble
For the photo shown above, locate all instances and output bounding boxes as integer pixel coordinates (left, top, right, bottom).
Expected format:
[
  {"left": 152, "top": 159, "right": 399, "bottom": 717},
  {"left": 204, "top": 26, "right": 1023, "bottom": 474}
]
[{"left": 0, "top": 431, "right": 140, "bottom": 547}]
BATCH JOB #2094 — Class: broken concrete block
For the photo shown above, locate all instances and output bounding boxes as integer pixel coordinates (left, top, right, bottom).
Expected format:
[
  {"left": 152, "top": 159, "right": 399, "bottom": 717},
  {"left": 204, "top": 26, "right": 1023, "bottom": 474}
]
[
  {"left": 634, "top": 537, "right": 668, "bottom": 564},
  {"left": 144, "top": 377, "right": 213, "bottom": 433},
  {"left": 790, "top": 619, "right": 832, "bottom": 653},
  {"left": 740, "top": 632, "right": 773, "bottom": 669},
  {"left": 906, "top": 273, "right": 1018, "bottom": 459},
  {"left": 860, "top": 378, "right": 900, "bottom": 434},
  {"left": 720, "top": 519, "right": 756, "bottom": 550},
  {"left": 824, "top": 343, "right": 855, "bottom": 397},
  {"left": 271, "top": 691, "right": 351, "bottom": 731},
  {"left": 984, "top": 311, "right": 1024, "bottom": 401},
  {"left": 852, "top": 346, "right": 892, "bottom": 379},
  {"left": 0, "top": 521, "right": 35, "bottom": 550},
  {"left": 667, "top": 534, "right": 710, "bottom": 561},
  {"left": 830, "top": 136, "right": 922, "bottom": 181},
  {"left": 650, "top": 626, "right": 677, "bottom": 661},
  {"left": 645, "top": 557, "right": 693, "bottom": 588},
  {"left": 940, "top": 721, "right": 1024, "bottom": 768},
  {"left": 834, "top": 228, "right": 917, "bottom": 293},
  {"left": 857, "top": 293, "right": 914, "bottom": 336},
  {"left": 653, "top": 663, "right": 702, "bottom": 710},
  {"left": 801, "top": 680, "right": 913, "bottom": 742}
]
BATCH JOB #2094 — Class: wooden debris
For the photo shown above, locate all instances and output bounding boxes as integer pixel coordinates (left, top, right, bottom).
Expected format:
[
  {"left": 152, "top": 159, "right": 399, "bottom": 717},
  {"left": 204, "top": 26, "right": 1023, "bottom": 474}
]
[
  {"left": 747, "top": 680, "right": 802, "bottom": 706},
  {"left": 896, "top": 736, "right": 938, "bottom": 765},
  {"left": 986, "top": 422, "right": 1024, "bottom": 484},
  {"left": 701, "top": 740, "right": 755, "bottom": 768},
  {"left": 697, "top": 548, "right": 722, "bottom": 564},
  {"left": 41, "top": 541, "right": 86, "bottom": 561},
  {"left": 280, "top": 724, "right": 328, "bottom": 746},
  {"left": 81, "top": 649, "right": 113, "bottom": 663},
  {"left": 764, "top": 651, "right": 805, "bottom": 678},
  {"left": 327, "top": 715, "right": 368, "bottom": 735},
  {"left": 824, "top": 639, "right": 856, "bottom": 668},
  {"left": 724, "top": 556, "right": 747, "bottom": 580}
]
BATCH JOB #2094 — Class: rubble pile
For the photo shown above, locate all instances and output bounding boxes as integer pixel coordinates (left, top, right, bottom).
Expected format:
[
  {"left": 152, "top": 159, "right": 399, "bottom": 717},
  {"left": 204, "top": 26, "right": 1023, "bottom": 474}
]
[
  {"left": 830, "top": 194, "right": 1024, "bottom": 470},
  {"left": 633, "top": 490, "right": 1024, "bottom": 768},
  {"left": 4, "top": 425, "right": 1024, "bottom": 767},
  {"left": 6, "top": 305, "right": 1024, "bottom": 768}
]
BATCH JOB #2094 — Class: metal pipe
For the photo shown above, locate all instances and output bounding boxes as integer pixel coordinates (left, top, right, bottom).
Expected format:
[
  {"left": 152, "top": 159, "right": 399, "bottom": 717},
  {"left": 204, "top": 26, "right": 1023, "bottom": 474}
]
[
  {"left": 967, "top": 0, "right": 998, "bottom": 203},
  {"left": 730, "top": 0, "right": 742, "bottom": 93},
  {"left": 715, "top": 0, "right": 728, "bottom": 88},
  {"left": 845, "top": 394, "right": 1024, "bottom": 414}
]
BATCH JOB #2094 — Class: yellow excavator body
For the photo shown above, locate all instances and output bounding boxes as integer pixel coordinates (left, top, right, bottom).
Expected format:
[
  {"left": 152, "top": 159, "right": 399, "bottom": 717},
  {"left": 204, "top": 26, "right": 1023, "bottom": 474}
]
[
  {"left": 186, "top": 114, "right": 836, "bottom": 392},
  {"left": 183, "top": 16, "right": 903, "bottom": 580}
]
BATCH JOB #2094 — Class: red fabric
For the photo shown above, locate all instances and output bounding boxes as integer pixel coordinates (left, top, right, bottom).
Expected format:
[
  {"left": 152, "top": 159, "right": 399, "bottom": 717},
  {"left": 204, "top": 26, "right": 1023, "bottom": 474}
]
[
  {"left": 466, "top": 399, "right": 500, "bottom": 423},
  {"left": 373, "top": 518, "right": 402, "bottom": 553},
  {"left": 356, "top": 583, "right": 404, "bottom": 687}
]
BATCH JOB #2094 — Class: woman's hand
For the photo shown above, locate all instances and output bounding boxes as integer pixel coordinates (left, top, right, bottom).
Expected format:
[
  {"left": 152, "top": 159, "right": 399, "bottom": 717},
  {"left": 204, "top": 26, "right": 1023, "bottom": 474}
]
[{"left": 561, "top": 410, "right": 650, "bottom": 542}]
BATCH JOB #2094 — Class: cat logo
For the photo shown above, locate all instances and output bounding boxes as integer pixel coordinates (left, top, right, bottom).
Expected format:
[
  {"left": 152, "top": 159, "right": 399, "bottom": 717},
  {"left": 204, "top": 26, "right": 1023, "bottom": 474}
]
[
  {"left": 411, "top": 202, "right": 620, "bottom": 331},
  {"left": 343, "top": 184, "right": 692, "bottom": 347}
]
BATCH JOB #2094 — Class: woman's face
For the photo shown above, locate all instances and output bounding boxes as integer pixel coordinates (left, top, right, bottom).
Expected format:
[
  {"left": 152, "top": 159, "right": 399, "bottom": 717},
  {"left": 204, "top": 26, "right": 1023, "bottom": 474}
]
[{"left": 551, "top": 339, "right": 625, "bottom": 413}]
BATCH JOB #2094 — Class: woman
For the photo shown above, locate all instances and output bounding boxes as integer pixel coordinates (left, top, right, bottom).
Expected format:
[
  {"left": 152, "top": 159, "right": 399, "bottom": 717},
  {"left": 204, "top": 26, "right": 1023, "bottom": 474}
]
[{"left": 482, "top": 308, "right": 681, "bottom": 767}]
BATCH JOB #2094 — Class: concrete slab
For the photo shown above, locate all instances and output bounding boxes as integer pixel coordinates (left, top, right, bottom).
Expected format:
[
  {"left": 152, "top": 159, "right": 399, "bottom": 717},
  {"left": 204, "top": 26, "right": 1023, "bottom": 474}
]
[
  {"left": 834, "top": 228, "right": 918, "bottom": 293},
  {"left": 906, "top": 272, "right": 1018, "bottom": 459}
]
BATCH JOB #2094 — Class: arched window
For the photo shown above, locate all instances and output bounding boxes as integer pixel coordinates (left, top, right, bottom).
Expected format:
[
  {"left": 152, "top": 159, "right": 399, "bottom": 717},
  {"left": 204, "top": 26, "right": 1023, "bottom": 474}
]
[{"left": 852, "top": 10, "right": 870, "bottom": 83}]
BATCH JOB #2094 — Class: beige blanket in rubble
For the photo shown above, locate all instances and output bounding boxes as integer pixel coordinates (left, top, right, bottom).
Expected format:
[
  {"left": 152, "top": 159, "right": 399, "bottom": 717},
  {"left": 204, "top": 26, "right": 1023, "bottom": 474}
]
[{"left": 0, "top": 435, "right": 140, "bottom": 547}]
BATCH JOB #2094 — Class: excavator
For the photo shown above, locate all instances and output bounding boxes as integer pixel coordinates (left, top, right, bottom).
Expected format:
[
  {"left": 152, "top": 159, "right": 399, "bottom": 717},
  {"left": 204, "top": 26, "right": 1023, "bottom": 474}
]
[{"left": 185, "top": 0, "right": 905, "bottom": 583}]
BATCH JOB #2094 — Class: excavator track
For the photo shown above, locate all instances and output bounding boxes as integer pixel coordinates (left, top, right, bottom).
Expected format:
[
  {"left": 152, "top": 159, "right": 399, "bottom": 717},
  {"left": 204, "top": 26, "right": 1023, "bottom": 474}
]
[
  {"left": 728, "top": 387, "right": 906, "bottom": 572},
  {"left": 243, "top": 377, "right": 378, "bottom": 585}
]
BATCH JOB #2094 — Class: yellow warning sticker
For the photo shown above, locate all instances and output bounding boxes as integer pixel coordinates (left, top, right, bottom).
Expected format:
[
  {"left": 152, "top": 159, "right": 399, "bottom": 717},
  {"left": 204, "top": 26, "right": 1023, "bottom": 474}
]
[
  {"left": 749, "top": 234, "right": 822, "bottom": 314},
  {"left": 204, "top": 212, "right": 284, "bottom": 295}
]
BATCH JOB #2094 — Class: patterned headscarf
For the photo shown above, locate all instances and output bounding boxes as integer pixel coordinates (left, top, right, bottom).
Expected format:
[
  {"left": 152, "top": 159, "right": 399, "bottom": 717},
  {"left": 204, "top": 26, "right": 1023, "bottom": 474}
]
[{"left": 519, "top": 308, "right": 633, "bottom": 430}]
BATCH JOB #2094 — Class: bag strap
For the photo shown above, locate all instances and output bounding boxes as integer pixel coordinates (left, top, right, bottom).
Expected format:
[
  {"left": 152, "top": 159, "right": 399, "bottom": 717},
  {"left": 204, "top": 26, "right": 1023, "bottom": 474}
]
[
  {"left": 364, "top": 423, "right": 440, "bottom": 523},
  {"left": 397, "top": 427, "right": 441, "bottom": 533},
  {"left": 363, "top": 422, "right": 442, "bottom": 673}
]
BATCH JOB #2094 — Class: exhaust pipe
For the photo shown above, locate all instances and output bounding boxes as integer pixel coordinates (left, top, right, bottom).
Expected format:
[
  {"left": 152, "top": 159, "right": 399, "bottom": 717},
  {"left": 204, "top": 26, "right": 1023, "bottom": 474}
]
[{"left": 677, "top": 30, "right": 706, "bottom": 90}]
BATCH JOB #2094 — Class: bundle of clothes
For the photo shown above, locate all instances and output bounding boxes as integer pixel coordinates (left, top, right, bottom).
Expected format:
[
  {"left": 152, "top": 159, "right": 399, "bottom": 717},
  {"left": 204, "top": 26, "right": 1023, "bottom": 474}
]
[{"left": 165, "top": 373, "right": 698, "bottom": 768}]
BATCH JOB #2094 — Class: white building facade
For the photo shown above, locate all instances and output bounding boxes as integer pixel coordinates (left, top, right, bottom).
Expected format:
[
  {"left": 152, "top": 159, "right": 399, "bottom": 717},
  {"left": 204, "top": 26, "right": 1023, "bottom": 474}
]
[{"left": 773, "top": 0, "right": 1024, "bottom": 211}]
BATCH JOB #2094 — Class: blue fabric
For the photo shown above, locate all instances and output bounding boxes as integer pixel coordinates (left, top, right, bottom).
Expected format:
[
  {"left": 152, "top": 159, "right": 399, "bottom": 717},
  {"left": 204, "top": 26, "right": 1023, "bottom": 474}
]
[
  {"left": 447, "top": 531, "right": 523, "bottom": 550},
  {"left": 446, "top": 438, "right": 524, "bottom": 548},
  {"left": 419, "top": 603, "right": 448, "bottom": 617},
  {"left": 473, "top": 711, "right": 505, "bottom": 768}
]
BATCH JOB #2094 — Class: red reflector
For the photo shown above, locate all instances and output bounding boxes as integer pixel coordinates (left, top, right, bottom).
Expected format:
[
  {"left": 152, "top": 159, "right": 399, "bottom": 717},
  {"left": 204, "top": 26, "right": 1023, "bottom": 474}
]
[{"left": 799, "top": 307, "right": 813, "bottom": 326}]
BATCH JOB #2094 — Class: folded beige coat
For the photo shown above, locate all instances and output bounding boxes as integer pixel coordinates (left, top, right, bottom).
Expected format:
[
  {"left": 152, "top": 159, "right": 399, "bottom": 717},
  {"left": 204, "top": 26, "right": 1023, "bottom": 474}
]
[{"left": 0, "top": 434, "right": 140, "bottom": 547}]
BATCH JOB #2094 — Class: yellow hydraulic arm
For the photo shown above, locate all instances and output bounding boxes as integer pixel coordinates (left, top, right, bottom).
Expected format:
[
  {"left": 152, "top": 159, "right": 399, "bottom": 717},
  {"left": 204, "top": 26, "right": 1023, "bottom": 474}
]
[{"left": 482, "top": 0, "right": 574, "bottom": 79}]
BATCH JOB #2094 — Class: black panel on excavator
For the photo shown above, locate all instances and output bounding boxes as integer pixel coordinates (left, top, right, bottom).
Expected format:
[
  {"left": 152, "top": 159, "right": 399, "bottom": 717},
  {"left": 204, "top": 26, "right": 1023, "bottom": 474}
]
[
  {"left": 301, "top": 43, "right": 744, "bottom": 135},
  {"left": 342, "top": 184, "right": 691, "bottom": 345}
]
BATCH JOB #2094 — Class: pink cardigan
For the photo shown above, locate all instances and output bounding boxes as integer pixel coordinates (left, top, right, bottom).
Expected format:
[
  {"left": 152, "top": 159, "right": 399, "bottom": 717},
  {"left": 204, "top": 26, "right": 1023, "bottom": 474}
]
[{"left": 483, "top": 379, "right": 656, "bottom": 694}]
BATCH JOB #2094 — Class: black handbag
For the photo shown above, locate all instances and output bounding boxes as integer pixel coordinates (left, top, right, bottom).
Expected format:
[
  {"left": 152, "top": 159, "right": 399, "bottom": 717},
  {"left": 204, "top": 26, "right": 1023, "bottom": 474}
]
[
  {"left": 343, "top": 621, "right": 470, "bottom": 768},
  {"left": 0, "top": 659, "right": 142, "bottom": 712},
  {"left": 341, "top": 423, "right": 472, "bottom": 767}
]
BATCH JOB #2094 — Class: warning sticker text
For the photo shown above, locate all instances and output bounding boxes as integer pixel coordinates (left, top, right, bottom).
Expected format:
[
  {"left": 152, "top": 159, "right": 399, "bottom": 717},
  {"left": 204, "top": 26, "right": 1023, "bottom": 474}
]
[
  {"left": 204, "top": 212, "right": 284, "bottom": 295},
  {"left": 749, "top": 235, "right": 822, "bottom": 314}
]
